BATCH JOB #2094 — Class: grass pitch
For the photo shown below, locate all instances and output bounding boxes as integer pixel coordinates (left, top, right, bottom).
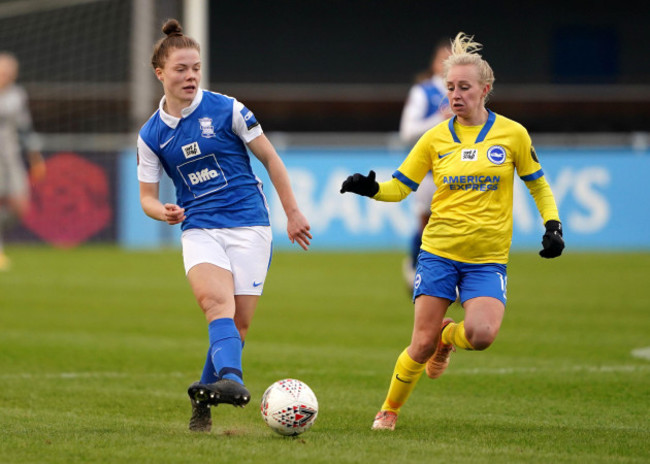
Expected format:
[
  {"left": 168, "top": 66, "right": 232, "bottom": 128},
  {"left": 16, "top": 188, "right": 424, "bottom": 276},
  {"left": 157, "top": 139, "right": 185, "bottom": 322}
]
[{"left": 0, "top": 246, "right": 648, "bottom": 463}]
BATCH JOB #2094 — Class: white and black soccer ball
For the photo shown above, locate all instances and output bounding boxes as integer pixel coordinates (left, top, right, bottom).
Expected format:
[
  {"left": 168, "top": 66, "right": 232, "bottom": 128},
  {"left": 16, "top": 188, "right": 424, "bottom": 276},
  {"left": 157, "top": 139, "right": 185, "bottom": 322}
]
[{"left": 260, "top": 378, "right": 318, "bottom": 436}]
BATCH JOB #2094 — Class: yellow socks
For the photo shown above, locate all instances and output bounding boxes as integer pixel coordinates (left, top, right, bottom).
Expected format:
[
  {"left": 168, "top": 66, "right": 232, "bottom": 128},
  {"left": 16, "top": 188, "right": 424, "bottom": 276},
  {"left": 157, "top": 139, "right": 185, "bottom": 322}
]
[
  {"left": 441, "top": 320, "right": 474, "bottom": 350},
  {"left": 381, "top": 348, "right": 426, "bottom": 413},
  {"left": 379, "top": 322, "right": 475, "bottom": 414}
]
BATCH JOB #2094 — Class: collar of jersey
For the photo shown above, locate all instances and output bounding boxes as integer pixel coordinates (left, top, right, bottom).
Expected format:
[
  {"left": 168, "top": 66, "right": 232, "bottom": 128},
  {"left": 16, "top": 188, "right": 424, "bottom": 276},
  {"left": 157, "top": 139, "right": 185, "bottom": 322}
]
[
  {"left": 158, "top": 89, "right": 204, "bottom": 129},
  {"left": 447, "top": 109, "right": 496, "bottom": 144},
  {"left": 432, "top": 75, "right": 446, "bottom": 89}
]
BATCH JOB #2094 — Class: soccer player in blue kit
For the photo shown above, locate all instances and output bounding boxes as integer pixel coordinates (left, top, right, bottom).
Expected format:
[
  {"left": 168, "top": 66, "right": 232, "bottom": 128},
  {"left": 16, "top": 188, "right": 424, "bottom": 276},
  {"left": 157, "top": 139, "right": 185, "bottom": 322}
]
[
  {"left": 341, "top": 32, "right": 564, "bottom": 431},
  {"left": 399, "top": 40, "right": 452, "bottom": 290},
  {"left": 137, "top": 19, "right": 311, "bottom": 432}
]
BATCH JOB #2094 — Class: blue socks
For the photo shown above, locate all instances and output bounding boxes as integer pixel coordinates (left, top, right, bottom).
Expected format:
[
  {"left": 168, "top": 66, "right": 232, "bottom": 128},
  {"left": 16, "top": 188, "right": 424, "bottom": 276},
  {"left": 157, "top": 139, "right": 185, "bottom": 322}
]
[
  {"left": 202, "top": 318, "right": 244, "bottom": 385},
  {"left": 199, "top": 349, "right": 219, "bottom": 384}
]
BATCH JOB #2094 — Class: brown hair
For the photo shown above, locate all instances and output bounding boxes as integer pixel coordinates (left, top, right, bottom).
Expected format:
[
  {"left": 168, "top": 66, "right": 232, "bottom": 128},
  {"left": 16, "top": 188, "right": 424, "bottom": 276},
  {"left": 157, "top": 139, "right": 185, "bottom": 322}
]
[
  {"left": 414, "top": 38, "right": 452, "bottom": 83},
  {"left": 150, "top": 18, "right": 200, "bottom": 70}
]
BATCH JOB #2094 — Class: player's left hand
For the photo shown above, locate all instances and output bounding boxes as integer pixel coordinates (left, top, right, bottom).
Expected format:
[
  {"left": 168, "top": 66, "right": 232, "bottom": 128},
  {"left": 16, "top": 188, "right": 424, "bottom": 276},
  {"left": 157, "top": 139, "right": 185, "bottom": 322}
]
[
  {"left": 539, "top": 220, "right": 564, "bottom": 258},
  {"left": 287, "top": 209, "right": 312, "bottom": 251}
]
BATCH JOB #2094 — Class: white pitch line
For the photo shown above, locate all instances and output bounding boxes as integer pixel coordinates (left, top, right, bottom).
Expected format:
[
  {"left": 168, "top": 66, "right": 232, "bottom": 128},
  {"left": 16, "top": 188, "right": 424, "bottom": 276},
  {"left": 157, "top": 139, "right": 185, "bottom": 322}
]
[
  {"left": 449, "top": 364, "right": 650, "bottom": 376},
  {"left": 0, "top": 364, "right": 648, "bottom": 381},
  {"left": 0, "top": 371, "right": 188, "bottom": 380},
  {"left": 631, "top": 347, "right": 650, "bottom": 361}
]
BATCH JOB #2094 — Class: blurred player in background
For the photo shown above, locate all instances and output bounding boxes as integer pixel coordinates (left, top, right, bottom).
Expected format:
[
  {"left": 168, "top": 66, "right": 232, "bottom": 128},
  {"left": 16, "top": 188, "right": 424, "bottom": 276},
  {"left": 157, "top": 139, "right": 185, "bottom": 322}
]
[
  {"left": 0, "top": 52, "right": 45, "bottom": 270},
  {"left": 137, "top": 19, "right": 311, "bottom": 432},
  {"left": 399, "top": 40, "right": 452, "bottom": 290},
  {"left": 341, "top": 32, "right": 564, "bottom": 431}
]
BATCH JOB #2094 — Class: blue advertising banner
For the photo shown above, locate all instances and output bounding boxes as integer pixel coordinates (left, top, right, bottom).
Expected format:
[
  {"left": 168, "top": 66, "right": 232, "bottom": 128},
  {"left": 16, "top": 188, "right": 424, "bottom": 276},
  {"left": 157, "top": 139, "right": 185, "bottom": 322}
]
[{"left": 118, "top": 147, "right": 650, "bottom": 251}]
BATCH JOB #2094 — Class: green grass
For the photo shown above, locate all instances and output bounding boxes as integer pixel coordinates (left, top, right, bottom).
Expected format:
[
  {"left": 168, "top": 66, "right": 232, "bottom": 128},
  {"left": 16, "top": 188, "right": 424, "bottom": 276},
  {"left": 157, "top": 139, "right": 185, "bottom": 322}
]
[{"left": 1, "top": 246, "right": 649, "bottom": 463}]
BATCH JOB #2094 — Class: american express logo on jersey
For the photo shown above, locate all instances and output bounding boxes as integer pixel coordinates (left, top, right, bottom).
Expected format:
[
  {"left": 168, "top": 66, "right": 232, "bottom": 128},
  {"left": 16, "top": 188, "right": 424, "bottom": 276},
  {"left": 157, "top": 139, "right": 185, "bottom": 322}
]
[
  {"left": 198, "top": 117, "right": 215, "bottom": 138},
  {"left": 240, "top": 106, "right": 259, "bottom": 130},
  {"left": 177, "top": 154, "right": 227, "bottom": 198},
  {"left": 182, "top": 142, "right": 201, "bottom": 159},
  {"left": 443, "top": 175, "right": 500, "bottom": 191}
]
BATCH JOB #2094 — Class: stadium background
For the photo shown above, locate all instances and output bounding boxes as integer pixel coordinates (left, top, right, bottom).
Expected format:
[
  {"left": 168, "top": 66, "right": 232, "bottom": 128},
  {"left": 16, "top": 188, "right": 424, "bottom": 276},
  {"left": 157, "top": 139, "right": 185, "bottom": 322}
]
[{"left": 1, "top": 0, "right": 648, "bottom": 251}]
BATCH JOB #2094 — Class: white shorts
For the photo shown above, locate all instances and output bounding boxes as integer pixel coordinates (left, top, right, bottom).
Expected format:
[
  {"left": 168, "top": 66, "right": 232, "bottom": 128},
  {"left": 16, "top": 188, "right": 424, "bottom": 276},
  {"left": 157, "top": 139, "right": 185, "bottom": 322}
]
[{"left": 181, "top": 226, "right": 273, "bottom": 296}]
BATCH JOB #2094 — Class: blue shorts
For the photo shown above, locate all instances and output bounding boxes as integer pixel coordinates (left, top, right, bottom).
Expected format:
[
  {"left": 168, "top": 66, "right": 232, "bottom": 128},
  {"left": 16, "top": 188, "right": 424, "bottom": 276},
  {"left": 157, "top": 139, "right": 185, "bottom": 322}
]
[{"left": 413, "top": 251, "right": 508, "bottom": 305}]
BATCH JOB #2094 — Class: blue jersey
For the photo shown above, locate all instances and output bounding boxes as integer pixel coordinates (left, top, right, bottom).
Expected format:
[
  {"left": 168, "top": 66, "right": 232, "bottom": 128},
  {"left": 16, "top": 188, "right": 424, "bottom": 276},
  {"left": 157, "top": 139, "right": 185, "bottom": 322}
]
[
  {"left": 137, "top": 89, "right": 270, "bottom": 230},
  {"left": 400, "top": 75, "right": 451, "bottom": 145},
  {"left": 418, "top": 79, "right": 448, "bottom": 119}
]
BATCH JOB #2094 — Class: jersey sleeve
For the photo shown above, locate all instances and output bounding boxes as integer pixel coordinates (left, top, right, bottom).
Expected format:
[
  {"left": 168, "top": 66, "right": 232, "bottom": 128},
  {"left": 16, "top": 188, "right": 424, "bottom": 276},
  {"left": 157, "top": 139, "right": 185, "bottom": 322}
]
[
  {"left": 15, "top": 86, "right": 42, "bottom": 152},
  {"left": 399, "top": 85, "right": 427, "bottom": 144},
  {"left": 399, "top": 85, "right": 448, "bottom": 145},
  {"left": 374, "top": 177, "right": 413, "bottom": 202},
  {"left": 513, "top": 124, "right": 560, "bottom": 223},
  {"left": 393, "top": 131, "right": 435, "bottom": 191},
  {"left": 525, "top": 176, "right": 560, "bottom": 224},
  {"left": 232, "top": 99, "right": 263, "bottom": 143},
  {"left": 513, "top": 126, "right": 544, "bottom": 181},
  {"left": 137, "top": 134, "right": 163, "bottom": 183}
]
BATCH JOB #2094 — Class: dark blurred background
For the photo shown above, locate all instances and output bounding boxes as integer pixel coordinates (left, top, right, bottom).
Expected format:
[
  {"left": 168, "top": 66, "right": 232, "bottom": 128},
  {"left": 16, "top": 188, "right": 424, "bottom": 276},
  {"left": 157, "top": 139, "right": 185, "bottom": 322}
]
[
  {"left": 207, "top": 1, "right": 649, "bottom": 133},
  {"left": 2, "top": 0, "right": 647, "bottom": 136}
]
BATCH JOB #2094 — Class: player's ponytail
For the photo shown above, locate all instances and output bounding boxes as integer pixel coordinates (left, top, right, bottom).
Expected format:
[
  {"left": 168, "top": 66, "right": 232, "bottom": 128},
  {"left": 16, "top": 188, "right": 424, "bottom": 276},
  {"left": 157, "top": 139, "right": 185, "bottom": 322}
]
[
  {"left": 450, "top": 32, "right": 484, "bottom": 57},
  {"left": 151, "top": 18, "right": 200, "bottom": 70}
]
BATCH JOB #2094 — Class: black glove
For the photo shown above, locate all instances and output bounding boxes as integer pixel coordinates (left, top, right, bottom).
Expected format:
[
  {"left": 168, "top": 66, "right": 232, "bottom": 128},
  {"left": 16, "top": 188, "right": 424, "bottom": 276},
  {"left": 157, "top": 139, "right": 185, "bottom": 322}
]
[
  {"left": 340, "top": 170, "right": 379, "bottom": 197},
  {"left": 539, "top": 220, "right": 564, "bottom": 258}
]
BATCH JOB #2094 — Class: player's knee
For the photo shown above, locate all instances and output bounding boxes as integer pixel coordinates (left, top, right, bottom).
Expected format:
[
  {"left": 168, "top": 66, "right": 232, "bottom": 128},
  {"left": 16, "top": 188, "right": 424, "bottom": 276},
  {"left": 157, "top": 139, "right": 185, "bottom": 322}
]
[
  {"left": 409, "top": 337, "right": 438, "bottom": 362},
  {"left": 196, "top": 293, "right": 230, "bottom": 317},
  {"left": 235, "top": 319, "right": 250, "bottom": 340},
  {"left": 465, "top": 325, "right": 498, "bottom": 351}
]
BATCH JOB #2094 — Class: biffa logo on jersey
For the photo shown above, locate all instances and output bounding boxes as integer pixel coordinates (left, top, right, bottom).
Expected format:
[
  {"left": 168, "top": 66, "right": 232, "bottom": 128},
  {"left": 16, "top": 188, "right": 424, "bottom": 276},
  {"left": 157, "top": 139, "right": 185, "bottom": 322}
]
[
  {"left": 188, "top": 168, "right": 219, "bottom": 185},
  {"left": 178, "top": 154, "right": 227, "bottom": 198},
  {"left": 487, "top": 145, "right": 506, "bottom": 165}
]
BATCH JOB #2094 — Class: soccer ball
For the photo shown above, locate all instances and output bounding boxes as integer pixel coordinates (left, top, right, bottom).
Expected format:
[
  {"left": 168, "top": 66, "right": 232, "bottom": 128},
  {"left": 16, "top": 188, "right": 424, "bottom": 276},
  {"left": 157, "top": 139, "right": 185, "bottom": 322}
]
[{"left": 260, "top": 378, "right": 318, "bottom": 436}]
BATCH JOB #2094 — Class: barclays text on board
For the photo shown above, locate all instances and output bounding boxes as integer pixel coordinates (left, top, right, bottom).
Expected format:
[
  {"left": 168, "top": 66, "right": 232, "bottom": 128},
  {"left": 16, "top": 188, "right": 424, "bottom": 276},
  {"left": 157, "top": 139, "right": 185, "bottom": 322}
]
[{"left": 119, "top": 148, "right": 650, "bottom": 251}]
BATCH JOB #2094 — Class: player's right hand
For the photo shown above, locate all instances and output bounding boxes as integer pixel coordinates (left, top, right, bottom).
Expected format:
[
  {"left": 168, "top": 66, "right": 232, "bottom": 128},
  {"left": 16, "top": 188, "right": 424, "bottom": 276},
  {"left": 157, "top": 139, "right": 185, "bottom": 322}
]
[
  {"left": 340, "top": 170, "right": 379, "bottom": 197},
  {"left": 28, "top": 152, "right": 46, "bottom": 183},
  {"left": 163, "top": 203, "right": 186, "bottom": 225}
]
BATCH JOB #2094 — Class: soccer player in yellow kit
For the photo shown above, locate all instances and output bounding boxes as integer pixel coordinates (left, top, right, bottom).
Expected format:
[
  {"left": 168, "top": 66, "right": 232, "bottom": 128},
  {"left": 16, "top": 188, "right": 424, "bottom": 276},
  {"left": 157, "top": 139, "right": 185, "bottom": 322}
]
[{"left": 340, "top": 32, "right": 564, "bottom": 431}]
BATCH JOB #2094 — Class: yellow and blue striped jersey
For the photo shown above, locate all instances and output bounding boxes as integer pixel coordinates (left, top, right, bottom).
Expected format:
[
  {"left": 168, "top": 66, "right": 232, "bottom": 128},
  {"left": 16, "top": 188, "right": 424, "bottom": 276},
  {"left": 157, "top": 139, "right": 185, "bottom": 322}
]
[{"left": 393, "top": 110, "right": 550, "bottom": 264}]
